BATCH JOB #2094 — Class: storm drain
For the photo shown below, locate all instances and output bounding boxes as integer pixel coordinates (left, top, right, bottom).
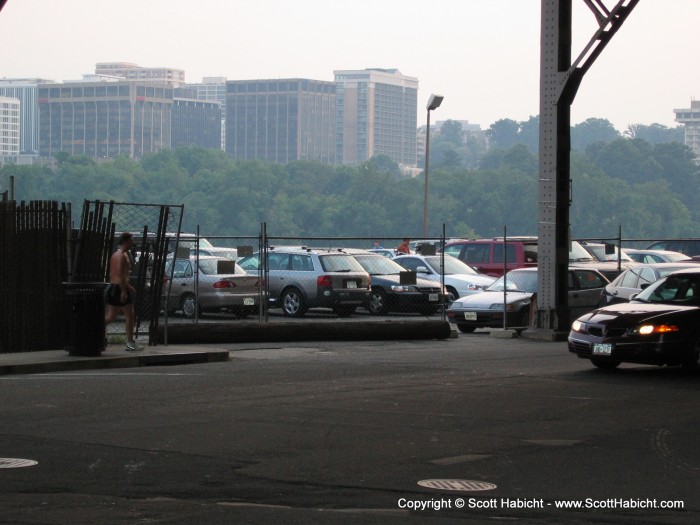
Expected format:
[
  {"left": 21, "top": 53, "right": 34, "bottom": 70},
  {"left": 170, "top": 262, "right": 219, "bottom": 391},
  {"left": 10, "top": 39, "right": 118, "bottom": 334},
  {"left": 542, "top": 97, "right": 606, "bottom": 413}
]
[
  {"left": 418, "top": 479, "right": 497, "bottom": 492},
  {"left": 0, "top": 458, "right": 38, "bottom": 469}
]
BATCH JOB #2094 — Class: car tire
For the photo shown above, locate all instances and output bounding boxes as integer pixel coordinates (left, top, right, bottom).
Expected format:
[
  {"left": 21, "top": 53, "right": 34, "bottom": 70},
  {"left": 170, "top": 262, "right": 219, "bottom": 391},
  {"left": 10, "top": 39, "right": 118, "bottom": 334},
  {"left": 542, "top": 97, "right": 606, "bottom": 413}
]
[
  {"left": 181, "top": 293, "right": 200, "bottom": 319},
  {"left": 457, "top": 324, "right": 476, "bottom": 333},
  {"left": 446, "top": 286, "right": 459, "bottom": 307},
  {"left": 368, "top": 288, "right": 389, "bottom": 315},
  {"left": 590, "top": 357, "right": 620, "bottom": 369},
  {"left": 281, "top": 287, "right": 307, "bottom": 318},
  {"left": 681, "top": 338, "right": 700, "bottom": 370},
  {"left": 333, "top": 305, "right": 356, "bottom": 317}
]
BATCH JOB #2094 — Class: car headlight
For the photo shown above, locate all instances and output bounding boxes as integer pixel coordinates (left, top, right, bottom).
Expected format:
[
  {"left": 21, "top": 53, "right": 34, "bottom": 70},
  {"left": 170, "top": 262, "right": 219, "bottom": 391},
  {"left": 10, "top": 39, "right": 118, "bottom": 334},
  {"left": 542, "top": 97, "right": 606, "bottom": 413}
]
[
  {"left": 632, "top": 324, "right": 680, "bottom": 335},
  {"left": 571, "top": 320, "right": 585, "bottom": 332},
  {"left": 391, "top": 285, "right": 418, "bottom": 293}
]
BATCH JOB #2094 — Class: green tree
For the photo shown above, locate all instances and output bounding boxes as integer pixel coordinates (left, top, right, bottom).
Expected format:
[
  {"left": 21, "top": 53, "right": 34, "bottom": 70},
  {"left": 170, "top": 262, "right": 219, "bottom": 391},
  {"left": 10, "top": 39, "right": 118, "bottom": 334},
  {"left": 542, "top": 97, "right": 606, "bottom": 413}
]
[
  {"left": 485, "top": 119, "right": 520, "bottom": 150},
  {"left": 625, "top": 123, "right": 685, "bottom": 144},
  {"left": 571, "top": 118, "right": 621, "bottom": 150}
]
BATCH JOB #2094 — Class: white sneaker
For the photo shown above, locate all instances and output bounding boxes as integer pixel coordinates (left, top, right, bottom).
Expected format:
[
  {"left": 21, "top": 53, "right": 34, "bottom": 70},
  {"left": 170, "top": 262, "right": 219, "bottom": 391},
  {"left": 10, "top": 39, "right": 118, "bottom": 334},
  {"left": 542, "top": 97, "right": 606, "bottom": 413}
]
[{"left": 125, "top": 342, "right": 144, "bottom": 352}]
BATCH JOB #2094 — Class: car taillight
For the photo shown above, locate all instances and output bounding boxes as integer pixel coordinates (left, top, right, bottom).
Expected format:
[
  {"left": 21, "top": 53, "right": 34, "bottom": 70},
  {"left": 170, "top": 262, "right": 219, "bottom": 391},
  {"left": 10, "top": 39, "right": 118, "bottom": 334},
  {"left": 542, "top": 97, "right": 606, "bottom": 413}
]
[
  {"left": 213, "top": 280, "right": 235, "bottom": 289},
  {"left": 317, "top": 275, "right": 333, "bottom": 287}
]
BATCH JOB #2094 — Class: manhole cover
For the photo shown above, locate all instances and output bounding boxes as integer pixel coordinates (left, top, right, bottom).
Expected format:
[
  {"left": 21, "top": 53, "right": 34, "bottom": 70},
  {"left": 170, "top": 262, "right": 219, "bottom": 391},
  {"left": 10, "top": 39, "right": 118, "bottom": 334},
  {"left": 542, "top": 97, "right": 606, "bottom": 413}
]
[
  {"left": 418, "top": 479, "right": 497, "bottom": 492},
  {"left": 0, "top": 458, "right": 38, "bottom": 469}
]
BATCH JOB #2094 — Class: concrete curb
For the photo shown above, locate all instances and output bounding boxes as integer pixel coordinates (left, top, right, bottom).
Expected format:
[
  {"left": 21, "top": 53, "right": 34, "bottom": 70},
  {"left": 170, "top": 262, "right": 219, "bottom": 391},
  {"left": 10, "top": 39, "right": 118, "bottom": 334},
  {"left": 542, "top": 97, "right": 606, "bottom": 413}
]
[{"left": 0, "top": 347, "right": 230, "bottom": 376}]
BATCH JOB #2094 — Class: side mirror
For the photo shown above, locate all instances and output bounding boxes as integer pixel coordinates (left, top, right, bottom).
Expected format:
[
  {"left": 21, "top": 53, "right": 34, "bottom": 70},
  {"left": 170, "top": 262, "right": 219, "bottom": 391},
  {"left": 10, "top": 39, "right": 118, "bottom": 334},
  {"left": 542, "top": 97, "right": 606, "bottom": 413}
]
[{"left": 416, "top": 266, "right": 430, "bottom": 274}]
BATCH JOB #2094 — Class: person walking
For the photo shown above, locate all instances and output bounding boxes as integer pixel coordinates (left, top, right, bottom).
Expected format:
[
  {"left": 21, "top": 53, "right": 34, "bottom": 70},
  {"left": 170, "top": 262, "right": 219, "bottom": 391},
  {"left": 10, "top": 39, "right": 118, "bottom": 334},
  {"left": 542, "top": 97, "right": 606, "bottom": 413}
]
[{"left": 105, "top": 232, "right": 142, "bottom": 351}]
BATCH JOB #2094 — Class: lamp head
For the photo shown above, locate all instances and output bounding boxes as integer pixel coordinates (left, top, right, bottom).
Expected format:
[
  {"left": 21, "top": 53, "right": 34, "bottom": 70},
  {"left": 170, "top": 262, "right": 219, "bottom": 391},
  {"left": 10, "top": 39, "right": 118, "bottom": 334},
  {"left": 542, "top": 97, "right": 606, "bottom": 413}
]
[{"left": 427, "top": 94, "right": 444, "bottom": 111}]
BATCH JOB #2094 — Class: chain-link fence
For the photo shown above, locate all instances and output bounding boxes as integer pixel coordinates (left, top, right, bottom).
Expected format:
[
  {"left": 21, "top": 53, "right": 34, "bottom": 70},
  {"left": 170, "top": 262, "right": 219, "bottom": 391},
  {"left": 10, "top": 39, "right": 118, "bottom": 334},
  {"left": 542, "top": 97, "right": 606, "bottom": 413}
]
[
  {"left": 79, "top": 201, "right": 184, "bottom": 346},
  {"left": 160, "top": 228, "right": 453, "bottom": 330}
]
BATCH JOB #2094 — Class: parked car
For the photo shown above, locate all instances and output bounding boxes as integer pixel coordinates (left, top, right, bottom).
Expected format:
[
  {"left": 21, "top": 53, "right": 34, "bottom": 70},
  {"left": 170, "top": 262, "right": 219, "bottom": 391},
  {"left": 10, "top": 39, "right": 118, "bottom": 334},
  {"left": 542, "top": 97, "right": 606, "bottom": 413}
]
[
  {"left": 568, "top": 268, "right": 700, "bottom": 370},
  {"left": 646, "top": 239, "right": 700, "bottom": 257},
  {"left": 368, "top": 248, "right": 396, "bottom": 258},
  {"left": 579, "top": 241, "right": 635, "bottom": 263},
  {"left": 163, "top": 256, "right": 263, "bottom": 318},
  {"left": 623, "top": 248, "right": 690, "bottom": 264},
  {"left": 393, "top": 254, "right": 496, "bottom": 303},
  {"left": 352, "top": 253, "right": 445, "bottom": 315},
  {"left": 568, "top": 240, "right": 636, "bottom": 280},
  {"left": 447, "top": 267, "right": 608, "bottom": 333},
  {"left": 191, "top": 246, "right": 239, "bottom": 261},
  {"left": 599, "top": 262, "right": 700, "bottom": 306},
  {"left": 441, "top": 237, "right": 538, "bottom": 276},
  {"left": 238, "top": 247, "right": 371, "bottom": 317}
]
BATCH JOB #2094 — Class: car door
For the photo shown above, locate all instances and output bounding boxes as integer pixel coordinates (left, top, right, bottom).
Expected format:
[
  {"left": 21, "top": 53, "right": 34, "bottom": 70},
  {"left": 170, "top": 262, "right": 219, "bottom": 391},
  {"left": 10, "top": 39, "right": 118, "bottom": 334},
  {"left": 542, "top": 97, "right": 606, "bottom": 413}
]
[
  {"left": 608, "top": 268, "right": 642, "bottom": 303},
  {"left": 266, "top": 252, "right": 291, "bottom": 298},
  {"left": 166, "top": 259, "right": 194, "bottom": 308},
  {"left": 569, "top": 269, "right": 608, "bottom": 318}
]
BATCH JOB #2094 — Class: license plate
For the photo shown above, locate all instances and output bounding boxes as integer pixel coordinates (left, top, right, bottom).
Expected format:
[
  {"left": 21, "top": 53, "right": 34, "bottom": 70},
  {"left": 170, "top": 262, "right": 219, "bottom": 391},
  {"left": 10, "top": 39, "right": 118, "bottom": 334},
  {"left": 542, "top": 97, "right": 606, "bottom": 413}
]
[
  {"left": 346, "top": 281, "right": 357, "bottom": 289},
  {"left": 429, "top": 293, "right": 438, "bottom": 302},
  {"left": 243, "top": 298, "right": 255, "bottom": 306},
  {"left": 592, "top": 343, "right": 613, "bottom": 356},
  {"left": 463, "top": 312, "right": 477, "bottom": 321}
]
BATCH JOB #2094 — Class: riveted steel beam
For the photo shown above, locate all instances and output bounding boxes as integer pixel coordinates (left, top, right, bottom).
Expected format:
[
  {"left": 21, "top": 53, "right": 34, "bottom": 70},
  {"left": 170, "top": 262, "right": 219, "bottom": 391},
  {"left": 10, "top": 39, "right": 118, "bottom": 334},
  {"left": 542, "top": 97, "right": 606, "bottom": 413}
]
[{"left": 534, "top": 0, "right": 638, "bottom": 336}]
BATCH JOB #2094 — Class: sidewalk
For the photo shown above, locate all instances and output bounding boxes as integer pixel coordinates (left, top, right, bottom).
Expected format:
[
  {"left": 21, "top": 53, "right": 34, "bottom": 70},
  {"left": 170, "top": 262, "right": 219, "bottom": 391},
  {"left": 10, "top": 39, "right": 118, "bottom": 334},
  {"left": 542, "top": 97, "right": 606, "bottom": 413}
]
[{"left": 0, "top": 344, "right": 229, "bottom": 376}]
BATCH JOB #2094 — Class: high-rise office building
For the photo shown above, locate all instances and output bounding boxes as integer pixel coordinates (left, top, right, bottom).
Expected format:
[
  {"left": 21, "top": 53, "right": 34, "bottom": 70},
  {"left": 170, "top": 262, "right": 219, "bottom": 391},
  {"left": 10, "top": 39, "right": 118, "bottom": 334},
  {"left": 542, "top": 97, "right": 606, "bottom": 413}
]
[
  {"left": 172, "top": 98, "right": 222, "bottom": 150},
  {"left": 226, "top": 79, "right": 336, "bottom": 164},
  {"left": 95, "top": 62, "right": 186, "bottom": 86},
  {"left": 334, "top": 68, "right": 418, "bottom": 167},
  {"left": 187, "top": 77, "right": 227, "bottom": 150},
  {"left": 0, "top": 96, "right": 21, "bottom": 160},
  {"left": 38, "top": 80, "right": 174, "bottom": 158},
  {"left": 0, "top": 78, "right": 54, "bottom": 154},
  {"left": 674, "top": 99, "right": 700, "bottom": 162}
]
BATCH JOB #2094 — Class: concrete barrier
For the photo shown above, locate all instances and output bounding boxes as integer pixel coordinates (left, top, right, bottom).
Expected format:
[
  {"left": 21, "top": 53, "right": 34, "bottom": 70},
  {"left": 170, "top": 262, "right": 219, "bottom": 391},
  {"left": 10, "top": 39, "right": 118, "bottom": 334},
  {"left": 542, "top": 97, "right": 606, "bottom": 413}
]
[{"left": 157, "top": 320, "right": 452, "bottom": 345}]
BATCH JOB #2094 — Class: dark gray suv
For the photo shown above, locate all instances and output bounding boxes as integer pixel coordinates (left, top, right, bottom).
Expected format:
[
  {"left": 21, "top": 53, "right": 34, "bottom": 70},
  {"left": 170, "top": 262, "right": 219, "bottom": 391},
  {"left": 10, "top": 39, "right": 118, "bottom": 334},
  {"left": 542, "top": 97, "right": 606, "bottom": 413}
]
[{"left": 238, "top": 247, "right": 371, "bottom": 317}]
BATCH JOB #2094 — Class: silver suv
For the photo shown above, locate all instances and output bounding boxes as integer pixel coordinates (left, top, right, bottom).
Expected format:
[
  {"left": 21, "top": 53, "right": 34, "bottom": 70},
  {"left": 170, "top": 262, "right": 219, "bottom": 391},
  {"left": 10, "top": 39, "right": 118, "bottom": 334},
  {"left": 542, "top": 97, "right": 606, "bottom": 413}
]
[{"left": 238, "top": 247, "right": 371, "bottom": 317}]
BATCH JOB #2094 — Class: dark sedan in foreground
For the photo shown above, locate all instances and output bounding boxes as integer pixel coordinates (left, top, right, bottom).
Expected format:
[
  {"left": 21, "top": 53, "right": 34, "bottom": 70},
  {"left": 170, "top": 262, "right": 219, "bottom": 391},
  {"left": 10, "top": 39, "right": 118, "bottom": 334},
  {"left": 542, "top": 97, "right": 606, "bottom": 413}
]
[{"left": 568, "top": 268, "right": 700, "bottom": 370}]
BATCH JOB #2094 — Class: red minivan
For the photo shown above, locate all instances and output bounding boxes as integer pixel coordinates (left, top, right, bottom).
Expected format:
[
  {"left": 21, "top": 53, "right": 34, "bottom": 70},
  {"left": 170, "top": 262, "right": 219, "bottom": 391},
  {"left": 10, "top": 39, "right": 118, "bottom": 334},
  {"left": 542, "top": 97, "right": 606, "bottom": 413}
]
[{"left": 441, "top": 238, "right": 538, "bottom": 277}]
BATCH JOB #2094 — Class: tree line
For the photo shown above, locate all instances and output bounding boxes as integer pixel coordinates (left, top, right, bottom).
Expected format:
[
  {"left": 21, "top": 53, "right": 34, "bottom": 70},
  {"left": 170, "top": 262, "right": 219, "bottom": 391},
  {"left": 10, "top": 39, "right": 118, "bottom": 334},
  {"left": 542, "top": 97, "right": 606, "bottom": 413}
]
[{"left": 1, "top": 117, "right": 696, "bottom": 241}]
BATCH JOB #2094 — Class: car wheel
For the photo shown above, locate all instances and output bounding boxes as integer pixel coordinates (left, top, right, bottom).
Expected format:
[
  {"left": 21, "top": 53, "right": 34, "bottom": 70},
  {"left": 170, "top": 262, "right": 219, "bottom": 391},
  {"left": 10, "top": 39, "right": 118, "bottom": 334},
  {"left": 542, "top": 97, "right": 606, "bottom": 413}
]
[
  {"left": 681, "top": 338, "right": 700, "bottom": 370},
  {"left": 446, "top": 286, "right": 458, "bottom": 307},
  {"left": 590, "top": 357, "right": 620, "bottom": 369},
  {"left": 334, "top": 305, "right": 356, "bottom": 317},
  {"left": 181, "top": 294, "right": 200, "bottom": 319},
  {"left": 281, "top": 287, "right": 307, "bottom": 318},
  {"left": 368, "top": 288, "right": 389, "bottom": 315},
  {"left": 457, "top": 324, "right": 476, "bottom": 333}
]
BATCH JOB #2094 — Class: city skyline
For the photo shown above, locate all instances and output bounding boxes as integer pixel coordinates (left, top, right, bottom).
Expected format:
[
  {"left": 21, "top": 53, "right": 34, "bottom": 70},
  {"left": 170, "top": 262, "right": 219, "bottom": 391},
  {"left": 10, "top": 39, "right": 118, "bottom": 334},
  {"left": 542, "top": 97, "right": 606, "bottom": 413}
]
[{"left": 1, "top": 1, "right": 699, "bottom": 132}]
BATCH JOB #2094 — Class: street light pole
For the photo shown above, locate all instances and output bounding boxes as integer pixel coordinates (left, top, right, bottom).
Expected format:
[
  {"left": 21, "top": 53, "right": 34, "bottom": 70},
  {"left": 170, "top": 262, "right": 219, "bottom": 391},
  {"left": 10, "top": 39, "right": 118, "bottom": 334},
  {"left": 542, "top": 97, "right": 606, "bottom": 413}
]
[{"left": 423, "top": 94, "right": 443, "bottom": 238}]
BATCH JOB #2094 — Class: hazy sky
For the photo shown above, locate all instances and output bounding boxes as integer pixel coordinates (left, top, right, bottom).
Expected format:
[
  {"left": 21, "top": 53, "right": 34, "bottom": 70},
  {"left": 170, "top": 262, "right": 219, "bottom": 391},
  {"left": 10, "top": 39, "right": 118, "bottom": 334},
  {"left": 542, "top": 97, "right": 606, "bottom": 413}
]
[{"left": 1, "top": 0, "right": 697, "bottom": 132}]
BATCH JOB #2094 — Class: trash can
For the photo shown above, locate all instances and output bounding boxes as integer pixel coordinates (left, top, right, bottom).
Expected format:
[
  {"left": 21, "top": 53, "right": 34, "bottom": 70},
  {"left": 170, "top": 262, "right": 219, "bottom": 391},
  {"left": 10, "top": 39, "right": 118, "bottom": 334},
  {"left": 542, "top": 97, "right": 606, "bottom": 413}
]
[{"left": 64, "top": 282, "right": 108, "bottom": 356}]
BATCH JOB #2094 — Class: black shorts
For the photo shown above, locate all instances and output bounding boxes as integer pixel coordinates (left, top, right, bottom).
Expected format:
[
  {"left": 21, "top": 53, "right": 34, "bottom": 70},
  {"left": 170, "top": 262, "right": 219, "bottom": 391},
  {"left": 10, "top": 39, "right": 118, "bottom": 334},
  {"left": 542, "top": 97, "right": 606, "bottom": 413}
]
[{"left": 105, "top": 284, "right": 133, "bottom": 307}]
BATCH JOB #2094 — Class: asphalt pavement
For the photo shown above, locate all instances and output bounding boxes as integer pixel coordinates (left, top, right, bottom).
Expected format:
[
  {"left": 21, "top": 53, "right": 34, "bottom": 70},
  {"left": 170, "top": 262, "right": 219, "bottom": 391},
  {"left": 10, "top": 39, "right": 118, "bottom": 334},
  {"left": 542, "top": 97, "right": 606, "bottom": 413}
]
[{"left": 1, "top": 327, "right": 698, "bottom": 524}]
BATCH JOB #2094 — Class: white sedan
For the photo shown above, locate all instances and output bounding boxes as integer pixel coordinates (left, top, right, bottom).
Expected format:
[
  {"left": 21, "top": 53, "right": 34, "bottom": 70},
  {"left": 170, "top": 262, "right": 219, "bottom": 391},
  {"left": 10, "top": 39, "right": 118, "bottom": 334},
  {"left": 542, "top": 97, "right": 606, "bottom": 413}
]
[{"left": 393, "top": 254, "right": 496, "bottom": 303}]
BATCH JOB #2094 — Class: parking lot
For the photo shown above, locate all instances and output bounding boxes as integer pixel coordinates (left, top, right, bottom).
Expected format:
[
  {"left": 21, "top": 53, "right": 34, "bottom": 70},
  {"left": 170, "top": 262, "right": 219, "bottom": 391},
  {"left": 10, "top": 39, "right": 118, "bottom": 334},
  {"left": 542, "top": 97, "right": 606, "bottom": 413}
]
[{"left": 1, "top": 332, "right": 698, "bottom": 524}]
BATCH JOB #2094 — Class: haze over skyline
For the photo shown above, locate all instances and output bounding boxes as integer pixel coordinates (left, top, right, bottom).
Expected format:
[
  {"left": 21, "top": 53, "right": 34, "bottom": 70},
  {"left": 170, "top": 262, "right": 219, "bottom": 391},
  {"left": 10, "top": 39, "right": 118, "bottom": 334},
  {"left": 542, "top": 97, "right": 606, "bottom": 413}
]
[{"left": 1, "top": 0, "right": 697, "bottom": 133}]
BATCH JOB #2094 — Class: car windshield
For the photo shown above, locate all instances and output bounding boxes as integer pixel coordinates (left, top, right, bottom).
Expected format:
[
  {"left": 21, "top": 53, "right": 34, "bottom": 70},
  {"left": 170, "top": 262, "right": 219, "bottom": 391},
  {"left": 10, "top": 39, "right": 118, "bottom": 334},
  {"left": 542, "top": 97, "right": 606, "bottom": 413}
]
[
  {"left": 319, "top": 254, "right": 366, "bottom": 273},
  {"left": 487, "top": 271, "right": 538, "bottom": 292},
  {"left": 633, "top": 273, "right": 700, "bottom": 305},
  {"left": 583, "top": 244, "right": 633, "bottom": 262},
  {"left": 355, "top": 255, "right": 404, "bottom": 275},
  {"left": 569, "top": 241, "right": 595, "bottom": 262},
  {"left": 423, "top": 255, "right": 478, "bottom": 275}
]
